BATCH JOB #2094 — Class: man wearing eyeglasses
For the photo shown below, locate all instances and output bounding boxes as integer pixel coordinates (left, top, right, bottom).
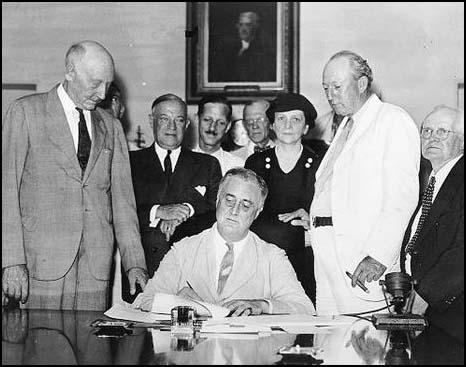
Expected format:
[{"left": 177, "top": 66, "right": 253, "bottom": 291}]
[
  {"left": 132, "top": 168, "right": 315, "bottom": 316},
  {"left": 401, "top": 106, "right": 464, "bottom": 340},
  {"left": 124, "top": 94, "right": 222, "bottom": 301},
  {"left": 309, "top": 50, "right": 420, "bottom": 315},
  {"left": 233, "top": 100, "right": 276, "bottom": 160}
]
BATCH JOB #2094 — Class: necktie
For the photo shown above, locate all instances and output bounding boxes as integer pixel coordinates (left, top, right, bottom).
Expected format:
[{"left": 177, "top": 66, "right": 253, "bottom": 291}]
[
  {"left": 164, "top": 150, "right": 172, "bottom": 179},
  {"left": 315, "top": 117, "right": 354, "bottom": 195},
  {"left": 76, "top": 107, "right": 91, "bottom": 174},
  {"left": 217, "top": 242, "right": 234, "bottom": 294},
  {"left": 405, "top": 176, "right": 436, "bottom": 254},
  {"left": 254, "top": 145, "right": 271, "bottom": 154}
]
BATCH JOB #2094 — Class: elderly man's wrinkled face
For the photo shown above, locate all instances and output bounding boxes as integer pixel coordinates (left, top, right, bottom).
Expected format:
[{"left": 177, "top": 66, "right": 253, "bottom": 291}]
[
  {"left": 66, "top": 52, "right": 114, "bottom": 111},
  {"left": 243, "top": 102, "right": 271, "bottom": 145},
  {"left": 322, "top": 57, "right": 365, "bottom": 117},
  {"left": 152, "top": 100, "right": 188, "bottom": 150},
  {"left": 199, "top": 102, "right": 230, "bottom": 150},
  {"left": 216, "top": 176, "right": 262, "bottom": 242},
  {"left": 237, "top": 13, "right": 257, "bottom": 42},
  {"left": 421, "top": 108, "right": 464, "bottom": 170}
]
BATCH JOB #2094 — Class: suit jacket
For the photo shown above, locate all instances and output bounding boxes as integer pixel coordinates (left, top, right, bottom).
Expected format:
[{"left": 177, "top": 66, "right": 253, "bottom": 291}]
[
  {"left": 401, "top": 156, "right": 464, "bottom": 340},
  {"left": 129, "top": 144, "right": 222, "bottom": 275},
  {"left": 311, "top": 94, "right": 420, "bottom": 301},
  {"left": 2, "top": 85, "right": 146, "bottom": 281},
  {"left": 140, "top": 225, "right": 315, "bottom": 315}
]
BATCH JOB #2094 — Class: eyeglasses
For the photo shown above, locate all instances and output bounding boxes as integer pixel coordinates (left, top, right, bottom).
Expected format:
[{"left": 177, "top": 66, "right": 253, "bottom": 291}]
[
  {"left": 244, "top": 117, "right": 267, "bottom": 126},
  {"left": 223, "top": 194, "right": 255, "bottom": 213},
  {"left": 421, "top": 127, "right": 457, "bottom": 141}
]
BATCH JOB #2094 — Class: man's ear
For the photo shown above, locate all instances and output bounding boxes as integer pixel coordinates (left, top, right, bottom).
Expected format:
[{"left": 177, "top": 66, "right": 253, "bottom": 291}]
[
  {"left": 254, "top": 205, "right": 264, "bottom": 219},
  {"left": 184, "top": 118, "right": 191, "bottom": 130},
  {"left": 226, "top": 121, "right": 232, "bottom": 133},
  {"left": 64, "top": 63, "right": 76, "bottom": 82},
  {"left": 358, "top": 76, "right": 369, "bottom": 94}
]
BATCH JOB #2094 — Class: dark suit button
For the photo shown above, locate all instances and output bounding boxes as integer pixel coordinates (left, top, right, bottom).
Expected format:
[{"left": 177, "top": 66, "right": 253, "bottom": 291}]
[{"left": 152, "top": 248, "right": 157, "bottom": 253}]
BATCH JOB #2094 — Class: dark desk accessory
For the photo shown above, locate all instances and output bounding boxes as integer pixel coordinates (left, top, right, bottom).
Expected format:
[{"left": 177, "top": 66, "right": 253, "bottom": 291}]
[
  {"left": 372, "top": 272, "right": 427, "bottom": 331},
  {"left": 91, "top": 319, "right": 133, "bottom": 338}
]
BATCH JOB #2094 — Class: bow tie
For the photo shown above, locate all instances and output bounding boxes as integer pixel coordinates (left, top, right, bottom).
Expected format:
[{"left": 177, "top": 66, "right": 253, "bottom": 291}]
[{"left": 254, "top": 145, "right": 271, "bottom": 153}]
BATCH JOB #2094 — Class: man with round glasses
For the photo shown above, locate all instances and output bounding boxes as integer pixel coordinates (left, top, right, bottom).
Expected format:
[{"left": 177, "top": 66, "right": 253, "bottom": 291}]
[
  {"left": 233, "top": 99, "right": 276, "bottom": 160},
  {"left": 401, "top": 105, "right": 464, "bottom": 340}
]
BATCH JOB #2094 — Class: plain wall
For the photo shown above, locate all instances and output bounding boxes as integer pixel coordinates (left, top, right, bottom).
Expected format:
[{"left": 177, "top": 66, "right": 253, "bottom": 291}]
[{"left": 2, "top": 2, "right": 464, "bottom": 148}]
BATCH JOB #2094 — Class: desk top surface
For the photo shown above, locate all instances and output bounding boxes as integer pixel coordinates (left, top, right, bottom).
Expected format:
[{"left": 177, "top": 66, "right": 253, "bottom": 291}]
[{"left": 2, "top": 308, "right": 463, "bottom": 365}]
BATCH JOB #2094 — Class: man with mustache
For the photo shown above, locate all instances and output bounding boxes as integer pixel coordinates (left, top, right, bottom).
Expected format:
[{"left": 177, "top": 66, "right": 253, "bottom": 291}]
[
  {"left": 2, "top": 40, "right": 148, "bottom": 310},
  {"left": 193, "top": 95, "right": 245, "bottom": 175}
]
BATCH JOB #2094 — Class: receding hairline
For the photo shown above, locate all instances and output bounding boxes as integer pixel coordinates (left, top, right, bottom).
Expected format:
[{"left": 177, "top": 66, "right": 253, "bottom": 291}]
[
  {"left": 151, "top": 93, "right": 187, "bottom": 114},
  {"left": 65, "top": 40, "right": 114, "bottom": 69},
  {"left": 239, "top": 11, "right": 259, "bottom": 24},
  {"left": 424, "top": 105, "right": 464, "bottom": 135}
]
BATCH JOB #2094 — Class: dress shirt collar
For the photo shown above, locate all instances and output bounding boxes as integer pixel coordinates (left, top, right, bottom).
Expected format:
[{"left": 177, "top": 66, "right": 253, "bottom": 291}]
[
  {"left": 193, "top": 145, "right": 224, "bottom": 160},
  {"left": 154, "top": 142, "right": 181, "bottom": 170}
]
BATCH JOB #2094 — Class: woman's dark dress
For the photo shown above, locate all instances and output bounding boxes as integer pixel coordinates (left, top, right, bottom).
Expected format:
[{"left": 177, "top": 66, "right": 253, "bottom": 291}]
[{"left": 245, "top": 146, "right": 321, "bottom": 303}]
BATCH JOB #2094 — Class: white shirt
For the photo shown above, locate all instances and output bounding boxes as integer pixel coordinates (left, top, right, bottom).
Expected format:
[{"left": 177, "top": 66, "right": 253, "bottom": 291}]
[
  {"left": 405, "top": 154, "right": 463, "bottom": 274},
  {"left": 56, "top": 83, "right": 92, "bottom": 152},
  {"left": 193, "top": 146, "right": 245, "bottom": 175},
  {"left": 149, "top": 143, "right": 194, "bottom": 227},
  {"left": 231, "top": 139, "right": 276, "bottom": 161}
]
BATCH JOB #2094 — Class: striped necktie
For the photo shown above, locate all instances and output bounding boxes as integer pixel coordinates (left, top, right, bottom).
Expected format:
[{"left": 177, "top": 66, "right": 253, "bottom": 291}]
[
  {"left": 217, "top": 242, "right": 234, "bottom": 294},
  {"left": 405, "top": 176, "right": 436, "bottom": 254}
]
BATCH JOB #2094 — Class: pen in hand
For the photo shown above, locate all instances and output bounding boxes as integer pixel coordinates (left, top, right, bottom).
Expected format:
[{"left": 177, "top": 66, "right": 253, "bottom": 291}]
[{"left": 345, "top": 271, "right": 370, "bottom": 293}]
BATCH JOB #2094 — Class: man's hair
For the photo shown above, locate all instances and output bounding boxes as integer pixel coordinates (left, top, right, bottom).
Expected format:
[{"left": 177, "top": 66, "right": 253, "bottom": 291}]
[
  {"left": 243, "top": 99, "right": 270, "bottom": 110},
  {"left": 151, "top": 93, "right": 187, "bottom": 114},
  {"left": 426, "top": 105, "right": 465, "bottom": 136},
  {"left": 197, "top": 95, "right": 232, "bottom": 122},
  {"left": 65, "top": 43, "right": 87, "bottom": 69},
  {"left": 329, "top": 50, "right": 373, "bottom": 90},
  {"left": 238, "top": 11, "right": 260, "bottom": 27},
  {"left": 218, "top": 167, "right": 268, "bottom": 208}
]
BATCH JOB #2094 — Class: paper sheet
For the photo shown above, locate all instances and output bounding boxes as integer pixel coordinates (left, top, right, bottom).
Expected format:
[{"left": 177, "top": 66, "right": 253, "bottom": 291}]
[{"left": 104, "top": 301, "right": 171, "bottom": 323}]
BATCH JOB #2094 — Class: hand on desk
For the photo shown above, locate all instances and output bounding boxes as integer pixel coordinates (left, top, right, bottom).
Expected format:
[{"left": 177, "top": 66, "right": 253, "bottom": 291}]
[{"left": 221, "top": 299, "right": 268, "bottom": 317}]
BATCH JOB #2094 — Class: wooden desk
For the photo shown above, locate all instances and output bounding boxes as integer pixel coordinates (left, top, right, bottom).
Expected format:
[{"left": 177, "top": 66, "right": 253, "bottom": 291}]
[{"left": 2, "top": 308, "right": 463, "bottom": 365}]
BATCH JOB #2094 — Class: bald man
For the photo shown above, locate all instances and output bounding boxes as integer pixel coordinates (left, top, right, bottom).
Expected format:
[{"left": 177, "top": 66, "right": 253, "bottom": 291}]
[
  {"left": 401, "top": 106, "right": 464, "bottom": 340},
  {"left": 2, "top": 40, "right": 148, "bottom": 311}
]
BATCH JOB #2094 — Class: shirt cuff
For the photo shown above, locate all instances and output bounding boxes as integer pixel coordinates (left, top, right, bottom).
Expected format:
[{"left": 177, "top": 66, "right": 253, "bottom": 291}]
[
  {"left": 149, "top": 205, "right": 160, "bottom": 228},
  {"left": 184, "top": 203, "right": 195, "bottom": 217},
  {"left": 263, "top": 299, "right": 273, "bottom": 314}
]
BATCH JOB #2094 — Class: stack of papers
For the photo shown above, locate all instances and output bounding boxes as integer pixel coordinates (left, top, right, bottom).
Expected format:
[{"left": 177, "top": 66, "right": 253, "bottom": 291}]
[{"left": 151, "top": 293, "right": 230, "bottom": 318}]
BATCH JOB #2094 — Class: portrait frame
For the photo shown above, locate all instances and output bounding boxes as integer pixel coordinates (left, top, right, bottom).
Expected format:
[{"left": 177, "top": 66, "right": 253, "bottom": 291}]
[{"left": 186, "top": 2, "right": 299, "bottom": 103}]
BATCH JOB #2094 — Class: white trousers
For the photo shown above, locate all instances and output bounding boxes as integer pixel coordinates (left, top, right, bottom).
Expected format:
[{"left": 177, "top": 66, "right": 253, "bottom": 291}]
[{"left": 310, "top": 225, "right": 386, "bottom": 315}]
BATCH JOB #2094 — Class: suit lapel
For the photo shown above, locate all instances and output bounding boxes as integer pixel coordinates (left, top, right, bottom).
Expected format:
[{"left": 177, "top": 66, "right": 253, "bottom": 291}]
[
  {"left": 170, "top": 148, "right": 201, "bottom": 191},
  {"left": 45, "top": 86, "right": 82, "bottom": 180},
  {"left": 220, "top": 233, "right": 257, "bottom": 299},
  {"left": 82, "top": 110, "right": 107, "bottom": 183},
  {"left": 415, "top": 157, "right": 464, "bottom": 246}
]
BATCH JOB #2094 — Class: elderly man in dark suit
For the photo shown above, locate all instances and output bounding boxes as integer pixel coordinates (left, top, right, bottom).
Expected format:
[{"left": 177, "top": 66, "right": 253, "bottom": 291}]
[
  {"left": 401, "top": 105, "right": 464, "bottom": 341},
  {"left": 2, "top": 40, "right": 148, "bottom": 310},
  {"left": 125, "top": 94, "right": 222, "bottom": 301}
]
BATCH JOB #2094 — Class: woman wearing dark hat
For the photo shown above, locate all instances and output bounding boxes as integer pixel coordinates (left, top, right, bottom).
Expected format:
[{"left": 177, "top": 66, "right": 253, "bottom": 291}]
[{"left": 245, "top": 92, "right": 321, "bottom": 303}]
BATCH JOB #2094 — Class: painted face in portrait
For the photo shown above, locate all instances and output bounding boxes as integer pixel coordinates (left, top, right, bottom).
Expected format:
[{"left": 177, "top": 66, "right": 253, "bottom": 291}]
[
  {"left": 216, "top": 176, "right": 263, "bottom": 242},
  {"left": 272, "top": 109, "right": 308, "bottom": 145},
  {"left": 421, "top": 107, "right": 464, "bottom": 169},
  {"left": 152, "top": 100, "right": 188, "bottom": 150},
  {"left": 199, "top": 102, "right": 231, "bottom": 150},
  {"left": 65, "top": 53, "right": 114, "bottom": 111},
  {"left": 322, "top": 57, "right": 368, "bottom": 117},
  {"left": 243, "top": 102, "right": 271, "bottom": 145},
  {"left": 237, "top": 12, "right": 258, "bottom": 42}
]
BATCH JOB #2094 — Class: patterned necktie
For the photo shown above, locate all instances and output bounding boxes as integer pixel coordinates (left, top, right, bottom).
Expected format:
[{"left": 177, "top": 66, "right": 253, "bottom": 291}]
[
  {"left": 164, "top": 150, "right": 172, "bottom": 179},
  {"left": 254, "top": 145, "right": 270, "bottom": 154},
  {"left": 217, "top": 242, "right": 234, "bottom": 294},
  {"left": 76, "top": 107, "right": 91, "bottom": 173},
  {"left": 405, "top": 176, "right": 436, "bottom": 254}
]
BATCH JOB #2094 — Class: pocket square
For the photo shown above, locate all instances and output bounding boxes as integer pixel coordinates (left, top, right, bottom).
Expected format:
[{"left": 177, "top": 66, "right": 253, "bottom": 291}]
[{"left": 195, "top": 185, "right": 206, "bottom": 196}]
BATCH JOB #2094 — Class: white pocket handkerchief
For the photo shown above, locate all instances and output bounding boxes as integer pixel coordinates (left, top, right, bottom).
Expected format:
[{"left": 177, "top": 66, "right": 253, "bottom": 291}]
[{"left": 195, "top": 185, "right": 206, "bottom": 196}]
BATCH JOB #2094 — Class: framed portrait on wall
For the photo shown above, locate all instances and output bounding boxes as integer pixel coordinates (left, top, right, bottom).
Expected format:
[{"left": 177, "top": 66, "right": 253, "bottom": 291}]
[{"left": 186, "top": 2, "right": 299, "bottom": 103}]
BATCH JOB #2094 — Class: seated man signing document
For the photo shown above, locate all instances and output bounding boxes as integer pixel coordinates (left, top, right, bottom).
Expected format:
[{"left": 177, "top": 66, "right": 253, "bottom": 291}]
[{"left": 132, "top": 168, "right": 315, "bottom": 316}]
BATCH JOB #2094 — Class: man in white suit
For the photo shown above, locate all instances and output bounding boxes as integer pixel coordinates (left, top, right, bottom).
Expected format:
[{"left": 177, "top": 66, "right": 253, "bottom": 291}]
[
  {"left": 133, "top": 167, "right": 315, "bottom": 316},
  {"left": 309, "top": 50, "right": 420, "bottom": 315}
]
